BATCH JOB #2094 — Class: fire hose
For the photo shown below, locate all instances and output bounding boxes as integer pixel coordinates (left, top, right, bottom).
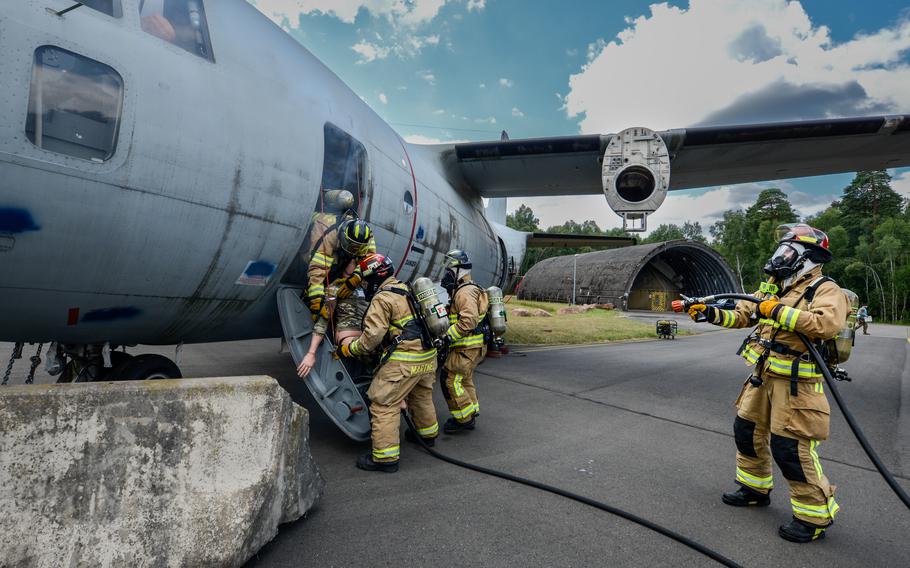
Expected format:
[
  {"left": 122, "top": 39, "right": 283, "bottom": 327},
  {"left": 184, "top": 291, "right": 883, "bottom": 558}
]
[
  {"left": 672, "top": 292, "right": 910, "bottom": 511},
  {"left": 402, "top": 412, "right": 744, "bottom": 568}
]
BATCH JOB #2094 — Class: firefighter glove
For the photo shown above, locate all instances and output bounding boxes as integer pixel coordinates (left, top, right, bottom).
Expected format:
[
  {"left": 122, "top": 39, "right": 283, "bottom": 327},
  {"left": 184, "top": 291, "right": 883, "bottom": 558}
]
[
  {"left": 758, "top": 298, "right": 781, "bottom": 318},
  {"left": 308, "top": 295, "right": 324, "bottom": 318},
  {"left": 337, "top": 270, "right": 362, "bottom": 299},
  {"left": 687, "top": 303, "right": 718, "bottom": 323},
  {"left": 335, "top": 342, "right": 354, "bottom": 359}
]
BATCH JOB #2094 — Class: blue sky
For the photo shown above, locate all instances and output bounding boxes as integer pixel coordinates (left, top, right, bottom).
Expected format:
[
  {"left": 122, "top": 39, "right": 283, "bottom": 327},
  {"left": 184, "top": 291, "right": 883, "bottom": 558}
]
[{"left": 251, "top": 0, "right": 910, "bottom": 231}]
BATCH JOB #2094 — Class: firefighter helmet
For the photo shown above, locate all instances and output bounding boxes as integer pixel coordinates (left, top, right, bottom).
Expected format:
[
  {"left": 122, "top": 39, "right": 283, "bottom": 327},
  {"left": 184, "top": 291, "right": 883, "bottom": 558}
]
[
  {"left": 359, "top": 253, "right": 395, "bottom": 298},
  {"left": 339, "top": 219, "right": 372, "bottom": 257},
  {"left": 444, "top": 249, "right": 472, "bottom": 270},
  {"left": 764, "top": 223, "right": 832, "bottom": 280}
]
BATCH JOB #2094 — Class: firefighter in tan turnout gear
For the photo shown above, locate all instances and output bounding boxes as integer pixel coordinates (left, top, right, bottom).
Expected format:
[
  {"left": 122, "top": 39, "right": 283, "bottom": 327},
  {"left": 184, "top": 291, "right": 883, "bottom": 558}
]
[
  {"left": 336, "top": 253, "right": 439, "bottom": 473},
  {"left": 440, "top": 249, "right": 489, "bottom": 433},
  {"left": 688, "top": 224, "right": 848, "bottom": 543}
]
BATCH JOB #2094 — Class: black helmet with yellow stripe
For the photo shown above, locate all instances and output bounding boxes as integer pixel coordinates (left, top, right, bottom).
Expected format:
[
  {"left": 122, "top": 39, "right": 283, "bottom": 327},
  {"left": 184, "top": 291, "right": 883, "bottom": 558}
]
[{"left": 339, "top": 219, "right": 372, "bottom": 257}]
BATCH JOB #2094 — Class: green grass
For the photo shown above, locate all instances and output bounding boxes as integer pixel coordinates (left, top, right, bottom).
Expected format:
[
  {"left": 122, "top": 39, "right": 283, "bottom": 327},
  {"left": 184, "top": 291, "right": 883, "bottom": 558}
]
[{"left": 502, "top": 299, "right": 665, "bottom": 345}]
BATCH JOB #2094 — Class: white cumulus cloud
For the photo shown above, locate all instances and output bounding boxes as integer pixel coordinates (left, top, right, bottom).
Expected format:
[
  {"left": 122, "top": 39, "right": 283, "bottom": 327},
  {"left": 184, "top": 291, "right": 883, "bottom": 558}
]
[
  {"left": 891, "top": 169, "right": 910, "bottom": 198},
  {"left": 466, "top": 0, "right": 485, "bottom": 12},
  {"left": 566, "top": 0, "right": 910, "bottom": 134},
  {"left": 511, "top": 107, "right": 525, "bottom": 117},
  {"left": 378, "top": 92, "right": 388, "bottom": 104},
  {"left": 499, "top": 77, "right": 514, "bottom": 88},
  {"left": 253, "top": 0, "right": 457, "bottom": 62},
  {"left": 418, "top": 69, "right": 437, "bottom": 85},
  {"left": 352, "top": 40, "right": 390, "bottom": 63}
]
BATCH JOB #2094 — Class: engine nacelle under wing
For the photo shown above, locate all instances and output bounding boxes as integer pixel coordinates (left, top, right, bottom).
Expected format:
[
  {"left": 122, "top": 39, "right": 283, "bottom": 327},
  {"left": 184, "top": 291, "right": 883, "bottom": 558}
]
[{"left": 601, "top": 127, "right": 670, "bottom": 232}]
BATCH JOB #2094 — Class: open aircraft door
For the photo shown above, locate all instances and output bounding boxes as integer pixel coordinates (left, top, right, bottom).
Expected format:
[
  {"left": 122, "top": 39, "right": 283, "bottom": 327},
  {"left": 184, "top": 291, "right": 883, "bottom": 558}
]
[{"left": 276, "top": 286, "right": 372, "bottom": 442}]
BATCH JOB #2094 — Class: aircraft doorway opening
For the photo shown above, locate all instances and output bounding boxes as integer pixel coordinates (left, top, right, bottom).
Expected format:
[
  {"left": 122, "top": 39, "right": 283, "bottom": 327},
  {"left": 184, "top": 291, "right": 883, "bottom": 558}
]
[{"left": 282, "top": 123, "right": 369, "bottom": 285}]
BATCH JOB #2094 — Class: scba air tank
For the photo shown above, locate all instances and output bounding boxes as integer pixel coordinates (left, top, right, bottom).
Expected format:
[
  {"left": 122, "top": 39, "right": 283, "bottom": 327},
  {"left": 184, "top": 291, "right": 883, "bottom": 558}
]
[
  {"left": 832, "top": 288, "right": 860, "bottom": 365},
  {"left": 486, "top": 286, "right": 507, "bottom": 336},
  {"left": 412, "top": 277, "right": 449, "bottom": 338}
]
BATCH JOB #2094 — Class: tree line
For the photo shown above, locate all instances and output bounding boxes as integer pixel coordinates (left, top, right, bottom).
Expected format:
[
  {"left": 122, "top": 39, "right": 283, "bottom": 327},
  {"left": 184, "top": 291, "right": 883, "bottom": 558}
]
[{"left": 506, "top": 170, "right": 909, "bottom": 322}]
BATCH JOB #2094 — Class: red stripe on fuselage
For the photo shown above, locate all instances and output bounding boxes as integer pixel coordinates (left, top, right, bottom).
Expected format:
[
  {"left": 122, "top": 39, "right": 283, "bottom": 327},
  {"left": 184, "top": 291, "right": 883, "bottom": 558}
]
[{"left": 395, "top": 137, "right": 419, "bottom": 278}]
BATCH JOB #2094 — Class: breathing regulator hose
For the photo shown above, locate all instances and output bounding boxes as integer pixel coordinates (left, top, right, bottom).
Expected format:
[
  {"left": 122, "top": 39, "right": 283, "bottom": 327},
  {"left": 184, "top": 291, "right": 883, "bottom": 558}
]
[
  {"left": 401, "top": 412, "right": 744, "bottom": 568},
  {"left": 673, "top": 293, "right": 910, "bottom": 511}
]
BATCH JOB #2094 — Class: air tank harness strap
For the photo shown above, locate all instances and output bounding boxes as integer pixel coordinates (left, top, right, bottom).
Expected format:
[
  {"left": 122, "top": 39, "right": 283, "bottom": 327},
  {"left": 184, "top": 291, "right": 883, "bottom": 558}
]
[{"left": 374, "top": 287, "right": 428, "bottom": 371}]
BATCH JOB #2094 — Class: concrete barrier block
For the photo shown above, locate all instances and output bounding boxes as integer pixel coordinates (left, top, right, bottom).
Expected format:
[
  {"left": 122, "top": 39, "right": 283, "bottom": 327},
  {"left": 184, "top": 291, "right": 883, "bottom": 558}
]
[{"left": 0, "top": 376, "right": 324, "bottom": 567}]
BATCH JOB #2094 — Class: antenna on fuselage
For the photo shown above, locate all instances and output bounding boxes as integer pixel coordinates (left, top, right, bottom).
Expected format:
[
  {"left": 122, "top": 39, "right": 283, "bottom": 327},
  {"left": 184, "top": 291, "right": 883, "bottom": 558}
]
[{"left": 47, "top": 2, "right": 84, "bottom": 17}]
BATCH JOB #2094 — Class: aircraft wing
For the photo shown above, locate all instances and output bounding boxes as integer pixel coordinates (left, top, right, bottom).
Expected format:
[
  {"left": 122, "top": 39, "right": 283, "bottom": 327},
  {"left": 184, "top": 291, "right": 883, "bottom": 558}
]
[
  {"left": 440, "top": 114, "right": 910, "bottom": 230},
  {"left": 446, "top": 115, "right": 910, "bottom": 197}
]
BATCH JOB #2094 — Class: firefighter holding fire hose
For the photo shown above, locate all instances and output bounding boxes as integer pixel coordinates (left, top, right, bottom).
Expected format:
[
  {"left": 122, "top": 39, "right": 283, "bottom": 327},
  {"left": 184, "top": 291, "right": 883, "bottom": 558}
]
[{"left": 687, "top": 223, "right": 849, "bottom": 543}]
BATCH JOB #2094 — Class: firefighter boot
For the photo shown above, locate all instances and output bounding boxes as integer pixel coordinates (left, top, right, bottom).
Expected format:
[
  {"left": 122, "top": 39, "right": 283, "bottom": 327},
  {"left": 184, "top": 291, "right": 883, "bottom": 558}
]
[
  {"left": 779, "top": 517, "right": 828, "bottom": 543},
  {"left": 356, "top": 452, "right": 399, "bottom": 473},
  {"left": 404, "top": 427, "right": 436, "bottom": 447},
  {"left": 444, "top": 416, "right": 476, "bottom": 433},
  {"left": 722, "top": 486, "right": 771, "bottom": 507}
]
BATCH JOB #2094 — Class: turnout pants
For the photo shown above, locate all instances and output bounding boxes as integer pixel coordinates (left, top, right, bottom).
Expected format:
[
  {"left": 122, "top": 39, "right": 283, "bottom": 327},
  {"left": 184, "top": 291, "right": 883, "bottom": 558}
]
[
  {"left": 734, "top": 375, "right": 840, "bottom": 526},
  {"left": 366, "top": 358, "right": 438, "bottom": 462},
  {"left": 442, "top": 346, "right": 486, "bottom": 422}
]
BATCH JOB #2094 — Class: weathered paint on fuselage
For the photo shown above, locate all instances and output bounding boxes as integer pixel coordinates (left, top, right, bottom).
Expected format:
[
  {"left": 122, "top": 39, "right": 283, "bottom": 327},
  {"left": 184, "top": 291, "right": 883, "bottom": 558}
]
[{"left": 0, "top": 1, "right": 508, "bottom": 345}]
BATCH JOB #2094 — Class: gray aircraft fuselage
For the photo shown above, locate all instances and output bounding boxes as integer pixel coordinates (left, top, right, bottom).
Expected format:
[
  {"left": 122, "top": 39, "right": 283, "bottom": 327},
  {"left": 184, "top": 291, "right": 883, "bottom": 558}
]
[{"left": 0, "top": 1, "right": 516, "bottom": 346}]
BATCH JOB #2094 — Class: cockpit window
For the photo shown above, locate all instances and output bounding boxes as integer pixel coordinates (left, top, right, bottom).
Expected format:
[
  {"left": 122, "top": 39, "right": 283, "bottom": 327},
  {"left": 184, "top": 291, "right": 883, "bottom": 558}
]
[
  {"left": 82, "top": 0, "right": 123, "bottom": 17},
  {"left": 25, "top": 46, "right": 124, "bottom": 162},
  {"left": 139, "top": 0, "right": 214, "bottom": 61}
]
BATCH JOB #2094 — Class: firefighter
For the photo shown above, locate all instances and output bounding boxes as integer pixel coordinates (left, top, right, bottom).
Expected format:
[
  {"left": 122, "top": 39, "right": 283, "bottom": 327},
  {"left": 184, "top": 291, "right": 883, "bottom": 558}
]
[
  {"left": 439, "top": 249, "right": 489, "bottom": 433},
  {"left": 307, "top": 217, "right": 376, "bottom": 319},
  {"left": 688, "top": 223, "right": 848, "bottom": 543},
  {"left": 336, "top": 253, "right": 439, "bottom": 472}
]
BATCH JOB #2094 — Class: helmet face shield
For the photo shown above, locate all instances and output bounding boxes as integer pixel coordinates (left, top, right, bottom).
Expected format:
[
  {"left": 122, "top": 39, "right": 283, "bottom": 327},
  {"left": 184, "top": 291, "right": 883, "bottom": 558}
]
[{"left": 764, "top": 242, "right": 806, "bottom": 280}]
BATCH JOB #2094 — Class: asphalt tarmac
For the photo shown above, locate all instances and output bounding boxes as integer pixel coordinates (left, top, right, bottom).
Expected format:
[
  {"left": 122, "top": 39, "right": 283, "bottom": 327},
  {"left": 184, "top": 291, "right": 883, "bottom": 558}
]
[{"left": 2, "top": 323, "right": 908, "bottom": 567}]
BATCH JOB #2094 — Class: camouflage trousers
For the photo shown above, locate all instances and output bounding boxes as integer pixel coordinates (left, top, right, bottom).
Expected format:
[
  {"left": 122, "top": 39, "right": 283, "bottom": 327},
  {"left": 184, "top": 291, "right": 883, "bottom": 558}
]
[{"left": 313, "top": 296, "right": 368, "bottom": 336}]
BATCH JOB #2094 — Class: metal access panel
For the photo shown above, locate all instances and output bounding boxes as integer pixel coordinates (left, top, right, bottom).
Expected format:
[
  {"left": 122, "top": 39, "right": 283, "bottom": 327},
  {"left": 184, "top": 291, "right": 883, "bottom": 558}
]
[{"left": 276, "top": 287, "right": 372, "bottom": 441}]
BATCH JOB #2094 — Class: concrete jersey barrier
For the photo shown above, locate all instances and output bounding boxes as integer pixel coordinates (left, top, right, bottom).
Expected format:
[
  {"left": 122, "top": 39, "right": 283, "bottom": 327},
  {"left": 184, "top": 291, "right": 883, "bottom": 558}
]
[{"left": 0, "top": 376, "right": 324, "bottom": 567}]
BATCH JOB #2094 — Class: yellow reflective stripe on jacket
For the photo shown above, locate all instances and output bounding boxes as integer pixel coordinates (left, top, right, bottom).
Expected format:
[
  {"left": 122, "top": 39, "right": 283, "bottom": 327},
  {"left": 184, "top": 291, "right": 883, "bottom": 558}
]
[
  {"left": 717, "top": 309, "right": 737, "bottom": 328},
  {"left": 308, "top": 284, "right": 326, "bottom": 296},
  {"left": 448, "top": 313, "right": 458, "bottom": 324},
  {"left": 766, "top": 357, "right": 822, "bottom": 378},
  {"left": 736, "top": 467, "right": 773, "bottom": 489},
  {"left": 417, "top": 422, "right": 439, "bottom": 437},
  {"left": 392, "top": 314, "right": 415, "bottom": 328},
  {"left": 758, "top": 317, "right": 781, "bottom": 329},
  {"left": 450, "top": 334, "right": 485, "bottom": 348},
  {"left": 388, "top": 349, "right": 437, "bottom": 363},
  {"left": 311, "top": 252, "right": 333, "bottom": 268},
  {"left": 791, "top": 497, "right": 840, "bottom": 520},
  {"left": 776, "top": 305, "right": 801, "bottom": 331},
  {"left": 742, "top": 345, "right": 762, "bottom": 365},
  {"left": 372, "top": 445, "right": 400, "bottom": 460},
  {"left": 446, "top": 325, "right": 464, "bottom": 341}
]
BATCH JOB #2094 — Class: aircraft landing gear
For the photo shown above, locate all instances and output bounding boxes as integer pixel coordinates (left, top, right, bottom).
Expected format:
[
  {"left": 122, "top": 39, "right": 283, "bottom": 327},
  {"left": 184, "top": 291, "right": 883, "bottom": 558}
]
[{"left": 56, "top": 344, "right": 182, "bottom": 383}]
